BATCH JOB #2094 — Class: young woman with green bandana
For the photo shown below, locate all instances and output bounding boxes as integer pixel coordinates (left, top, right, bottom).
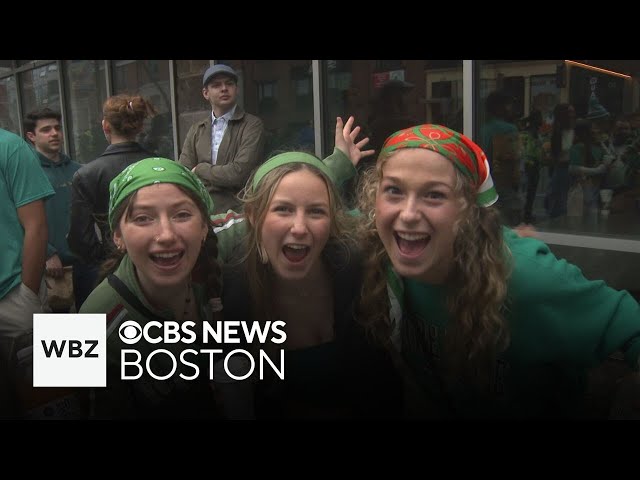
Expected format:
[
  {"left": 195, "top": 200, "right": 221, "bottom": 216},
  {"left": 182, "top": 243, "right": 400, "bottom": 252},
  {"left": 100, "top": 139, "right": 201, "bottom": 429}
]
[
  {"left": 79, "top": 157, "right": 244, "bottom": 419},
  {"left": 212, "top": 116, "right": 403, "bottom": 419},
  {"left": 354, "top": 124, "right": 640, "bottom": 419}
]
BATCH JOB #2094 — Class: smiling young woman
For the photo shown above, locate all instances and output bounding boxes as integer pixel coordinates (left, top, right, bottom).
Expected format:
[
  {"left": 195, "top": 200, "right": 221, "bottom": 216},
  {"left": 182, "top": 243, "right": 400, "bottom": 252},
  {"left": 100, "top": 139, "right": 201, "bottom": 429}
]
[
  {"left": 212, "top": 117, "right": 403, "bottom": 419},
  {"left": 355, "top": 123, "right": 640, "bottom": 419},
  {"left": 78, "top": 157, "right": 244, "bottom": 420}
]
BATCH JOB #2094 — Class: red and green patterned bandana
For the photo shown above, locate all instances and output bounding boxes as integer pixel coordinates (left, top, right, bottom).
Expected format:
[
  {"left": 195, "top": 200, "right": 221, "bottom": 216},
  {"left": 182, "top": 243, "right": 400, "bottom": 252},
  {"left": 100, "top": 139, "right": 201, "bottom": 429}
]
[{"left": 380, "top": 124, "right": 498, "bottom": 207}]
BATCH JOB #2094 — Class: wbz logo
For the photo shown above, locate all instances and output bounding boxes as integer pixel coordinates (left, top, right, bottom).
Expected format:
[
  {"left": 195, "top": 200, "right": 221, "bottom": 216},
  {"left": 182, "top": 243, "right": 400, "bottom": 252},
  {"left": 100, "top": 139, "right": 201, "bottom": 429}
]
[
  {"left": 41, "top": 339, "right": 99, "bottom": 358},
  {"left": 33, "top": 314, "right": 106, "bottom": 387}
]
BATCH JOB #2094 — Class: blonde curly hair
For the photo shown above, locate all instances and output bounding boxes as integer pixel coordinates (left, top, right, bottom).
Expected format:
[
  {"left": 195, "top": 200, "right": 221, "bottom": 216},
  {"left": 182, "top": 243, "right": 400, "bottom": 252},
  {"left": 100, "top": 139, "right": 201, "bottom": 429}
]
[{"left": 356, "top": 153, "right": 513, "bottom": 385}]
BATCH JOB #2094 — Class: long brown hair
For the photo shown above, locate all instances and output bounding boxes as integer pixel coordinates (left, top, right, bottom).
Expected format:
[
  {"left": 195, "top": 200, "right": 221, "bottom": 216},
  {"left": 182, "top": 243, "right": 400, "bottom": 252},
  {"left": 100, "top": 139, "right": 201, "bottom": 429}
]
[
  {"left": 240, "top": 161, "right": 356, "bottom": 322},
  {"left": 101, "top": 185, "right": 221, "bottom": 310},
  {"left": 356, "top": 152, "right": 512, "bottom": 384}
]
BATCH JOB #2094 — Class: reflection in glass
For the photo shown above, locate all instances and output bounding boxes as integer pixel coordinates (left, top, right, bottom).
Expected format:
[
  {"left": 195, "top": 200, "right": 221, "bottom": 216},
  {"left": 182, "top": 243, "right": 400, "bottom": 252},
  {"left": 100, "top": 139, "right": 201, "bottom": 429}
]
[
  {"left": 112, "top": 60, "right": 174, "bottom": 159},
  {"left": 323, "top": 59, "right": 463, "bottom": 207},
  {"left": 0, "top": 60, "right": 14, "bottom": 74},
  {"left": 224, "top": 60, "right": 314, "bottom": 159},
  {"left": 20, "top": 64, "right": 61, "bottom": 116},
  {"left": 0, "top": 76, "right": 19, "bottom": 133},
  {"left": 324, "top": 60, "right": 463, "bottom": 157},
  {"left": 175, "top": 60, "right": 211, "bottom": 155},
  {"left": 64, "top": 60, "right": 108, "bottom": 163},
  {"left": 475, "top": 60, "right": 640, "bottom": 244}
]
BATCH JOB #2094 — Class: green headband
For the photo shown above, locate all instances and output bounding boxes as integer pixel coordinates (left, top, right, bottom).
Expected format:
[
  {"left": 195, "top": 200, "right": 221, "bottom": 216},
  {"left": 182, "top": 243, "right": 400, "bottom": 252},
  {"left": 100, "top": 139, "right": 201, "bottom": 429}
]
[
  {"left": 252, "top": 152, "right": 335, "bottom": 189},
  {"left": 108, "top": 157, "right": 214, "bottom": 230}
]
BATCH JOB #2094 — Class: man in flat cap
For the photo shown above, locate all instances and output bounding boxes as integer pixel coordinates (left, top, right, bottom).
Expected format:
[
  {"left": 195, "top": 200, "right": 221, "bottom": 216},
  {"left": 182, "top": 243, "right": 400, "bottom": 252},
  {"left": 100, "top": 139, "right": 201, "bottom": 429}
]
[{"left": 179, "top": 64, "right": 265, "bottom": 213}]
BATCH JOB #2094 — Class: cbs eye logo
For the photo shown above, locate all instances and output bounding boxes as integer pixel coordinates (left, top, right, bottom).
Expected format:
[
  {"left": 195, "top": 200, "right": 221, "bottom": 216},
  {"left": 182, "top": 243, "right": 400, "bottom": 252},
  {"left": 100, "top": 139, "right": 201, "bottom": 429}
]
[{"left": 119, "top": 321, "right": 142, "bottom": 345}]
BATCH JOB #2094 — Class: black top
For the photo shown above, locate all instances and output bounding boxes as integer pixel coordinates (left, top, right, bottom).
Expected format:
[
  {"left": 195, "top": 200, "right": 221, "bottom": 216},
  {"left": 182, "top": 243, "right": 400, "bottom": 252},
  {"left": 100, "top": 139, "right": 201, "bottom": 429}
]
[
  {"left": 221, "top": 242, "right": 402, "bottom": 419},
  {"left": 68, "top": 142, "right": 155, "bottom": 265}
]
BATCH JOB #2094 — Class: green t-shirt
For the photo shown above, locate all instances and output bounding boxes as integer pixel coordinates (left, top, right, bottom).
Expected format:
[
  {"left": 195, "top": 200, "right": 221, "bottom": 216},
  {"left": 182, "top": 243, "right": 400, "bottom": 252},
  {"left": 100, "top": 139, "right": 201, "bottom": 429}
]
[{"left": 0, "top": 129, "right": 54, "bottom": 299}]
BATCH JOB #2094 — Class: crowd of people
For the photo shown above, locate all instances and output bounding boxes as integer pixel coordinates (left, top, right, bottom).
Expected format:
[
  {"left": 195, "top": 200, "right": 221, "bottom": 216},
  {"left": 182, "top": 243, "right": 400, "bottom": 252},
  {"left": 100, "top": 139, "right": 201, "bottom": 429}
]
[{"left": 0, "top": 65, "right": 639, "bottom": 420}]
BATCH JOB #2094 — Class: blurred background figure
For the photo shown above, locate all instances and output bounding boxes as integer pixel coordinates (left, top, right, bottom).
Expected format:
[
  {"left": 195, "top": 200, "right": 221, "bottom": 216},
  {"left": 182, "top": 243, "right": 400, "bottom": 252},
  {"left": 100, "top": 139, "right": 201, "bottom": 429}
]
[
  {"left": 480, "top": 90, "right": 523, "bottom": 225},
  {"left": 368, "top": 79, "right": 419, "bottom": 161},
  {"left": 520, "top": 109, "right": 545, "bottom": 223},
  {"left": 545, "top": 103, "right": 576, "bottom": 218},
  {"left": 567, "top": 119, "right": 607, "bottom": 217}
]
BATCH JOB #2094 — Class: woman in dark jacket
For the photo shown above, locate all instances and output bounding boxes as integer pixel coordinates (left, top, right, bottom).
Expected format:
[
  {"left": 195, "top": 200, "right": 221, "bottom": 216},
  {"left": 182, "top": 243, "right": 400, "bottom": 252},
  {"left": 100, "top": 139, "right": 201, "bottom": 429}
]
[{"left": 68, "top": 94, "right": 156, "bottom": 308}]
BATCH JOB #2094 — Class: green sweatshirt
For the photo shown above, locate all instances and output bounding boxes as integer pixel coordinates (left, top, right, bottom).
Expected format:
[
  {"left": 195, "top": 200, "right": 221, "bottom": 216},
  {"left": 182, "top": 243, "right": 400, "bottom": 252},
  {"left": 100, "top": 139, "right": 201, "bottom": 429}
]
[{"left": 391, "top": 228, "right": 640, "bottom": 418}]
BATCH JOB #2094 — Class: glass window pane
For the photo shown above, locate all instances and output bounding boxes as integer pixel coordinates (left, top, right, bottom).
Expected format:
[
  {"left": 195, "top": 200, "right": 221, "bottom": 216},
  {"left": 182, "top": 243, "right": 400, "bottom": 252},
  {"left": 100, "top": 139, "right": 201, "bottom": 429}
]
[
  {"left": 475, "top": 60, "right": 640, "bottom": 244},
  {"left": 112, "top": 60, "right": 174, "bottom": 159},
  {"left": 0, "top": 61, "right": 14, "bottom": 74},
  {"left": 175, "top": 60, "right": 211, "bottom": 155},
  {"left": 0, "top": 75, "right": 19, "bottom": 133},
  {"left": 63, "top": 60, "right": 108, "bottom": 164},
  {"left": 322, "top": 59, "right": 463, "bottom": 206},
  {"left": 324, "top": 59, "right": 463, "bottom": 156},
  {"left": 20, "top": 63, "right": 61, "bottom": 114},
  {"left": 223, "top": 60, "right": 314, "bottom": 157}
]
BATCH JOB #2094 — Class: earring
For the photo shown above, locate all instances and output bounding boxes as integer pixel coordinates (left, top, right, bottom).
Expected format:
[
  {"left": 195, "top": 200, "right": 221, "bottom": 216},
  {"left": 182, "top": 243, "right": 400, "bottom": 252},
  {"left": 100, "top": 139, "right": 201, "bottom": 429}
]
[{"left": 257, "top": 243, "right": 269, "bottom": 264}]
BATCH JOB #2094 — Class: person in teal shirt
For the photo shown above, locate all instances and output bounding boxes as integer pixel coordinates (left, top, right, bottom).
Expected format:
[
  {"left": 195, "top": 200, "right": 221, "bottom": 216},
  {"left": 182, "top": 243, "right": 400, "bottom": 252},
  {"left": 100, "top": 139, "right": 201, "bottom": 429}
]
[
  {"left": 0, "top": 128, "right": 54, "bottom": 334},
  {"left": 0, "top": 128, "right": 54, "bottom": 418},
  {"left": 353, "top": 123, "right": 640, "bottom": 419},
  {"left": 24, "top": 108, "right": 83, "bottom": 312}
]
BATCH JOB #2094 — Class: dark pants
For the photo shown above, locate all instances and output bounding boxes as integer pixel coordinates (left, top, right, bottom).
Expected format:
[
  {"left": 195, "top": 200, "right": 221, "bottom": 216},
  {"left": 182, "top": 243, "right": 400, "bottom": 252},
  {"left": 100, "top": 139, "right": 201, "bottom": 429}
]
[
  {"left": 545, "top": 164, "right": 569, "bottom": 218},
  {"left": 524, "top": 163, "right": 540, "bottom": 223},
  {"left": 72, "top": 260, "right": 99, "bottom": 312}
]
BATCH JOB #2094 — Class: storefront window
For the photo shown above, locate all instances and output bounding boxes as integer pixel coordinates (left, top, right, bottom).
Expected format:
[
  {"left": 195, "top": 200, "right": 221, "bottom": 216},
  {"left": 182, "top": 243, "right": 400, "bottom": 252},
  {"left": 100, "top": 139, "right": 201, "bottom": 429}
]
[
  {"left": 112, "top": 60, "right": 174, "bottom": 159},
  {"left": 0, "top": 75, "right": 19, "bottom": 133},
  {"left": 63, "top": 60, "right": 108, "bottom": 163},
  {"left": 476, "top": 60, "right": 640, "bottom": 292},
  {"left": 322, "top": 59, "right": 463, "bottom": 206},
  {"left": 20, "top": 63, "right": 61, "bottom": 116},
  {"left": 223, "top": 60, "right": 314, "bottom": 159},
  {"left": 175, "top": 60, "right": 211, "bottom": 156}
]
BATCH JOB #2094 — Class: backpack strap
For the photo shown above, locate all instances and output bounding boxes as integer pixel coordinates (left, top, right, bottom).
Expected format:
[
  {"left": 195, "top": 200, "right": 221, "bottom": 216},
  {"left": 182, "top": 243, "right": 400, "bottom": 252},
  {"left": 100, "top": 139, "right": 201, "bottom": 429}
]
[{"left": 107, "top": 274, "right": 165, "bottom": 323}]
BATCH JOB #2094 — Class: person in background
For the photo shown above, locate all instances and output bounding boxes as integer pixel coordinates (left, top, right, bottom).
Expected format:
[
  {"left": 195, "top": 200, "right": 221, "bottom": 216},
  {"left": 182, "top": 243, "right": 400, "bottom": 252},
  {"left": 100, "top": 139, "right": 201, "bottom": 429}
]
[
  {"left": 179, "top": 64, "right": 265, "bottom": 214},
  {"left": 545, "top": 103, "right": 576, "bottom": 218},
  {"left": 568, "top": 119, "right": 607, "bottom": 216},
  {"left": 213, "top": 116, "right": 402, "bottom": 419},
  {"left": 479, "top": 90, "right": 523, "bottom": 226},
  {"left": 68, "top": 94, "right": 156, "bottom": 310},
  {"left": 368, "top": 79, "right": 418, "bottom": 160},
  {"left": 0, "top": 128, "right": 54, "bottom": 416},
  {"left": 24, "top": 108, "right": 85, "bottom": 312},
  {"left": 354, "top": 124, "right": 640, "bottom": 419},
  {"left": 519, "top": 110, "right": 545, "bottom": 223}
]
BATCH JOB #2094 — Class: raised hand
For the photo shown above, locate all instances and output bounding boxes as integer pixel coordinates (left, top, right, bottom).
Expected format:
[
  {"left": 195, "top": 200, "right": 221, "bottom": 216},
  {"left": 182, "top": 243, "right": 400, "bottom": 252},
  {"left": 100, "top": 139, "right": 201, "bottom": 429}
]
[{"left": 334, "top": 116, "right": 376, "bottom": 167}]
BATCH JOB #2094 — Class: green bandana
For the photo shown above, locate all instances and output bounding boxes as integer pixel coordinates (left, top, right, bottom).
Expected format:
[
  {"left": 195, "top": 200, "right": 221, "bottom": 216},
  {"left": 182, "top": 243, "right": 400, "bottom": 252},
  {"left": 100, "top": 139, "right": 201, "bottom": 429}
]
[
  {"left": 108, "top": 157, "right": 214, "bottom": 230},
  {"left": 252, "top": 152, "right": 334, "bottom": 189}
]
